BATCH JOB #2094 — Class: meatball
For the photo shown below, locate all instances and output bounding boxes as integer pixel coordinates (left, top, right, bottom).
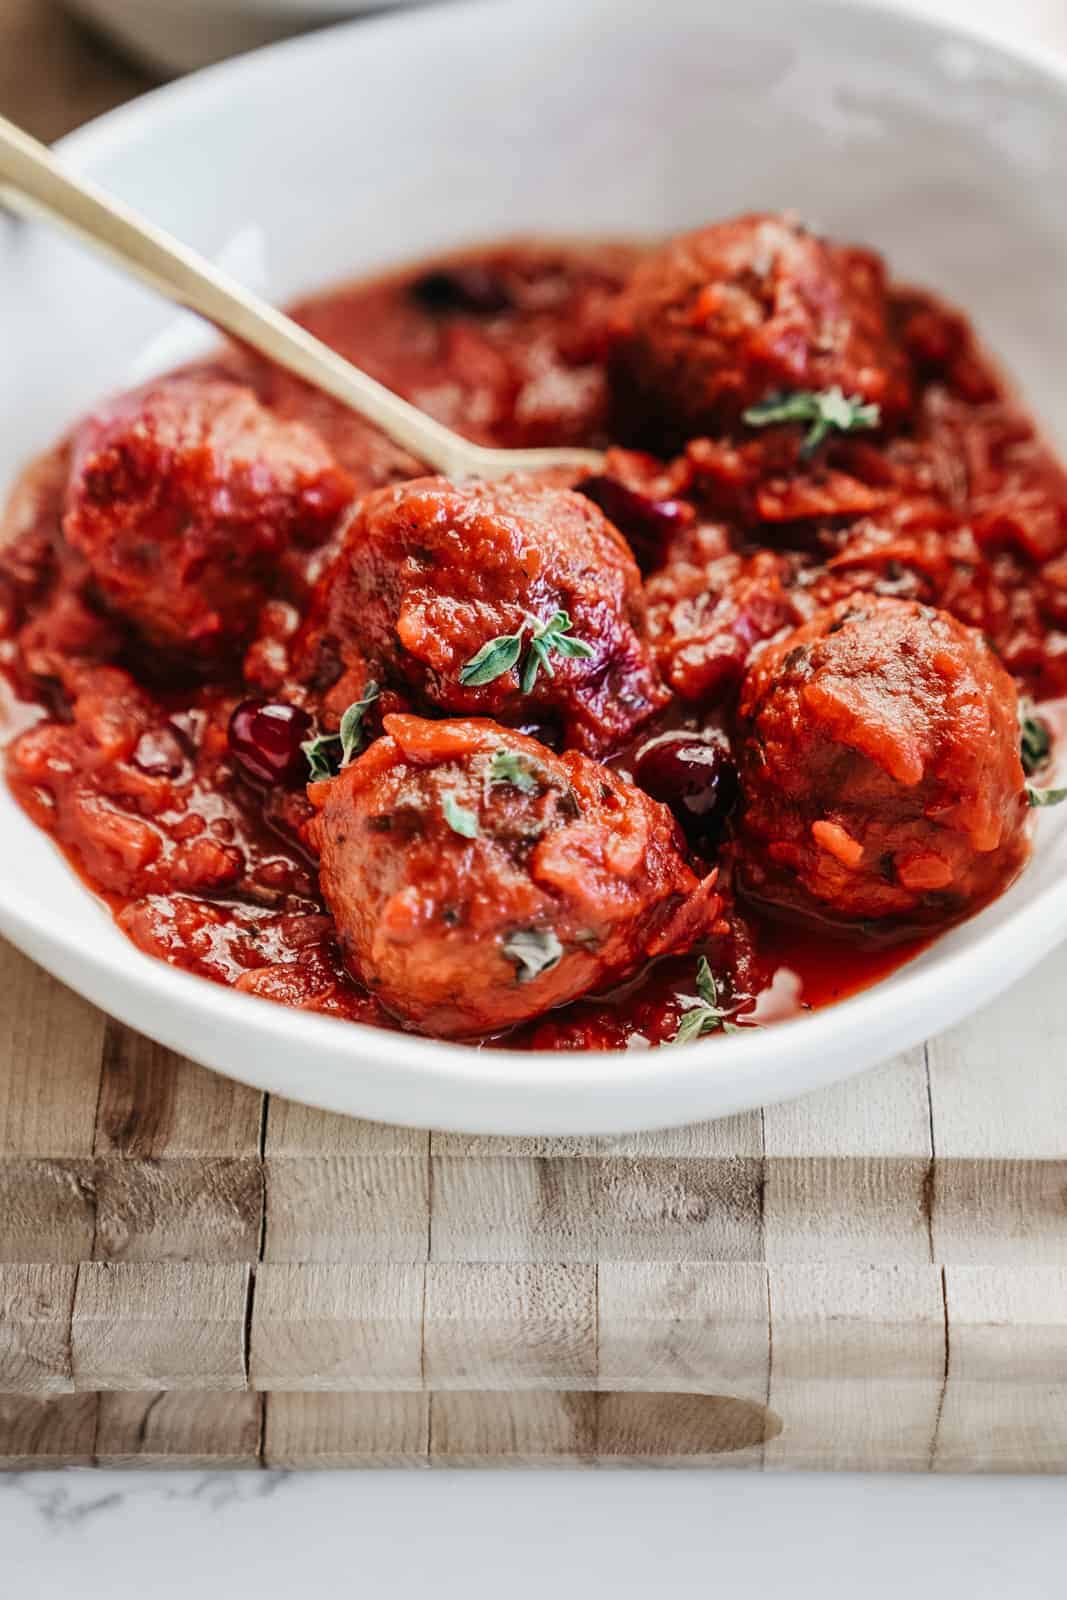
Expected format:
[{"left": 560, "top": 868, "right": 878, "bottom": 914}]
[
  {"left": 64, "top": 376, "right": 352, "bottom": 660},
  {"left": 735, "top": 596, "right": 1029, "bottom": 937},
  {"left": 610, "top": 213, "right": 911, "bottom": 441},
  {"left": 309, "top": 715, "right": 721, "bottom": 1038},
  {"left": 299, "top": 474, "right": 668, "bottom": 755}
]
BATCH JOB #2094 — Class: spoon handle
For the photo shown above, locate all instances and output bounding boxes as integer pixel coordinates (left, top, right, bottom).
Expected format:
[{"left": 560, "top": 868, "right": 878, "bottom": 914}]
[{"left": 0, "top": 113, "right": 602, "bottom": 481}]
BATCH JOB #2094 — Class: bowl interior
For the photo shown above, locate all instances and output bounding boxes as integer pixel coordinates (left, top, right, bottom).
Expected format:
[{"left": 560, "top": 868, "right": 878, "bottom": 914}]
[{"left": 4, "top": 0, "right": 1067, "bottom": 1132}]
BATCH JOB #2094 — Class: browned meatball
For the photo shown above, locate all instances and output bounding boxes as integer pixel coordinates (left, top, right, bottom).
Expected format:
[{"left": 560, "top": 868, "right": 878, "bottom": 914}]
[
  {"left": 298, "top": 474, "right": 668, "bottom": 755},
  {"left": 610, "top": 213, "right": 912, "bottom": 441},
  {"left": 735, "top": 596, "right": 1029, "bottom": 937},
  {"left": 64, "top": 376, "right": 352, "bottom": 660},
  {"left": 308, "top": 715, "right": 721, "bottom": 1038}
]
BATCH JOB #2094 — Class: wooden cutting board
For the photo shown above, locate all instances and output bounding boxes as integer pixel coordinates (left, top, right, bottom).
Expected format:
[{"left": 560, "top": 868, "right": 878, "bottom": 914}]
[{"left": 3, "top": 933, "right": 1067, "bottom": 1471}]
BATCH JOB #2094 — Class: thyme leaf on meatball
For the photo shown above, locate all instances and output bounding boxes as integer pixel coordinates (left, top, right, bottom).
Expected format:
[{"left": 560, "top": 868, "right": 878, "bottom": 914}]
[
  {"left": 743, "top": 386, "right": 881, "bottom": 458},
  {"left": 458, "top": 627, "right": 527, "bottom": 687},
  {"left": 671, "top": 956, "right": 740, "bottom": 1044},
  {"left": 1019, "top": 700, "right": 1052, "bottom": 777},
  {"left": 301, "top": 681, "right": 380, "bottom": 780},
  {"left": 442, "top": 792, "right": 481, "bottom": 838},
  {"left": 459, "top": 610, "right": 594, "bottom": 693},
  {"left": 522, "top": 609, "right": 596, "bottom": 691},
  {"left": 503, "top": 927, "right": 564, "bottom": 982},
  {"left": 490, "top": 749, "right": 541, "bottom": 795},
  {"left": 1026, "top": 785, "right": 1067, "bottom": 808}
]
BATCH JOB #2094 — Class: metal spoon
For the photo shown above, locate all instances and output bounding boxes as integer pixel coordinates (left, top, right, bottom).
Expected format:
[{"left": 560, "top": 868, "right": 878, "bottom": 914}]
[{"left": 0, "top": 113, "right": 604, "bottom": 482}]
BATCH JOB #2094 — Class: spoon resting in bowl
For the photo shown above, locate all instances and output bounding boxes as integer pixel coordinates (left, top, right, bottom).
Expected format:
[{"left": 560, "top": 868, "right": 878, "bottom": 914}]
[{"left": 0, "top": 112, "right": 604, "bottom": 482}]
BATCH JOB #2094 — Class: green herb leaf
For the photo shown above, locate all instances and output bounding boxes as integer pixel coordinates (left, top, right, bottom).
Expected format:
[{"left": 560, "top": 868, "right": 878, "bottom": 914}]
[
  {"left": 301, "top": 734, "right": 338, "bottom": 782},
  {"left": 1027, "top": 785, "right": 1067, "bottom": 808},
  {"left": 490, "top": 749, "right": 541, "bottom": 795},
  {"left": 670, "top": 956, "right": 742, "bottom": 1044},
  {"left": 301, "top": 682, "right": 381, "bottom": 780},
  {"left": 460, "top": 611, "right": 594, "bottom": 694},
  {"left": 521, "top": 610, "right": 595, "bottom": 692},
  {"left": 503, "top": 927, "right": 564, "bottom": 982},
  {"left": 338, "top": 681, "right": 380, "bottom": 767},
  {"left": 443, "top": 792, "right": 481, "bottom": 838},
  {"left": 742, "top": 386, "right": 881, "bottom": 458},
  {"left": 458, "top": 628, "right": 526, "bottom": 687},
  {"left": 1019, "top": 700, "right": 1052, "bottom": 777}
]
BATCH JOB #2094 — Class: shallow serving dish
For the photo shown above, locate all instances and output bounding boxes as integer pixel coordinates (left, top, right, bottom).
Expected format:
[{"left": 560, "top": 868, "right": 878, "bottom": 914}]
[{"left": 5, "top": 0, "right": 1067, "bottom": 1133}]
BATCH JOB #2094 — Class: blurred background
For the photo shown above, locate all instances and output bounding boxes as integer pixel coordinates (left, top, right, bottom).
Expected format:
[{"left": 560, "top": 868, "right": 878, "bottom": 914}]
[{"left": 3, "top": 0, "right": 1067, "bottom": 144}]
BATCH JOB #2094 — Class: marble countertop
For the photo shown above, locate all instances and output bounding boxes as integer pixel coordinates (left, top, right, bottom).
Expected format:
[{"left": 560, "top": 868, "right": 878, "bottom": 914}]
[{"left": 2, "top": 1467, "right": 1066, "bottom": 1596}]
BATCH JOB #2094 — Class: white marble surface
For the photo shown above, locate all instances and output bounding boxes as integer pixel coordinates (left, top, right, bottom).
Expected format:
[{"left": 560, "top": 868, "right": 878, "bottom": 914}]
[
  {"left": 0, "top": 1468, "right": 1065, "bottom": 1597},
  {"left": 6, "top": 0, "right": 1067, "bottom": 1591}
]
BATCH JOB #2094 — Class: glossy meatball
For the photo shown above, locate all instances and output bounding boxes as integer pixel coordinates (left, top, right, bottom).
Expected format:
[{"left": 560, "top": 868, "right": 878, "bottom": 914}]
[
  {"left": 309, "top": 715, "right": 721, "bottom": 1038},
  {"left": 64, "top": 377, "right": 352, "bottom": 660},
  {"left": 300, "top": 474, "right": 668, "bottom": 755},
  {"left": 735, "top": 597, "right": 1029, "bottom": 937},
  {"left": 610, "top": 213, "right": 911, "bottom": 441}
]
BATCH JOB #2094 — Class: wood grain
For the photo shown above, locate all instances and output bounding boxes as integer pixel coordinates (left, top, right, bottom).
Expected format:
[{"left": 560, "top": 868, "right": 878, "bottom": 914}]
[
  {"left": 596, "top": 1391, "right": 778, "bottom": 1466},
  {"left": 264, "top": 1155, "right": 429, "bottom": 1262},
  {"left": 936, "top": 1266, "right": 1067, "bottom": 1473},
  {"left": 0, "top": 1264, "right": 78, "bottom": 1392},
  {"left": 264, "top": 1391, "right": 429, "bottom": 1468},
  {"left": 95, "top": 1390, "right": 263, "bottom": 1467},
  {"left": 431, "top": 1390, "right": 595, "bottom": 1465},
  {"left": 250, "top": 1263, "right": 424, "bottom": 1390},
  {"left": 266, "top": 1099, "right": 426, "bottom": 1157},
  {"left": 95, "top": 1025, "right": 262, "bottom": 1157},
  {"left": 765, "top": 1264, "right": 946, "bottom": 1472},
  {"left": 71, "top": 1263, "right": 250, "bottom": 1390},
  {"left": 598, "top": 1262, "right": 769, "bottom": 1400},
  {"left": 0, "top": 1392, "right": 97, "bottom": 1467},
  {"left": 423, "top": 1265, "right": 597, "bottom": 1390},
  {"left": 0, "top": 942, "right": 105, "bottom": 1158},
  {"left": 0, "top": 1158, "right": 94, "bottom": 1262},
  {"left": 763, "top": 1048, "right": 933, "bottom": 1264}
]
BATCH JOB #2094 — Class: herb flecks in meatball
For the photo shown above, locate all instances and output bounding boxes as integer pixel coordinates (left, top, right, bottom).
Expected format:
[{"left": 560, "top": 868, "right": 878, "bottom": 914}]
[
  {"left": 64, "top": 376, "right": 352, "bottom": 662},
  {"left": 735, "top": 596, "right": 1029, "bottom": 938},
  {"left": 609, "top": 212, "right": 911, "bottom": 444},
  {"left": 299, "top": 474, "right": 668, "bottom": 755},
  {"left": 309, "top": 715, "right": 720, "bottom": 1038}
]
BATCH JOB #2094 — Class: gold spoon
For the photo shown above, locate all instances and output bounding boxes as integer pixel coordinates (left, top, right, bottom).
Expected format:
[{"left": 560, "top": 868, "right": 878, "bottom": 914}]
[{"left": 0, "top": 113, "right": 604, "bottom": 482}]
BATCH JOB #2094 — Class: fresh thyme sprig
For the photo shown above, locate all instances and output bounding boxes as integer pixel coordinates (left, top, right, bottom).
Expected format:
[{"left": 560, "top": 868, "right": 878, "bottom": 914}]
[
  {"left": 743, "top": 386, "right": 881, "bottom": 458},
  {"left": 459, "top": 610, "right": 594, "bottom": 692},
  {"left": 1027, "top": 785, "right": 1067, "bottom": 809},
  {"left": 670, "top": 956, "right": 741, "bottom": 1045},
  {"left": 521, "top": 611, "right": 595, "bottom": 691},
  {"left": 301, "top": 682, "right": 380, "bottom": 780},
  {"left": 1019, "top": 700, "right": 1052, "bottom": 778}
]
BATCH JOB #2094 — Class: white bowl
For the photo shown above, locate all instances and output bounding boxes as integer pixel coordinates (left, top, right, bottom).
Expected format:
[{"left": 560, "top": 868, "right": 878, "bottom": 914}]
[{"left": 5, "top": 0, "right": 1067, "bottom": 1134}]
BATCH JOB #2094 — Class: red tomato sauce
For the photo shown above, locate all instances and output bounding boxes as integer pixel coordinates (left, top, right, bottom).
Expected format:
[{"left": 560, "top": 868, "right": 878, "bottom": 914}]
[{"left": 0, "top": 232, "right": 1059, "bottom": 1051}]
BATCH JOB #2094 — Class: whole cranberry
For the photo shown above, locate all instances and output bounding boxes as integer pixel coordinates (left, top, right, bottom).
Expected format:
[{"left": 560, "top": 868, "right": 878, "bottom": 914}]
[
  {"left": 228, "top": 699, "right": 313, "bottom": 786},
  {"left": 633, "top": 731, "right": 739, "bottom": 850},
  {"left": 409, "top": 265, "right": 512, "bottom": 316},
  {"left": 575, "top": 475, "right": 693, "bottom": 571}
]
